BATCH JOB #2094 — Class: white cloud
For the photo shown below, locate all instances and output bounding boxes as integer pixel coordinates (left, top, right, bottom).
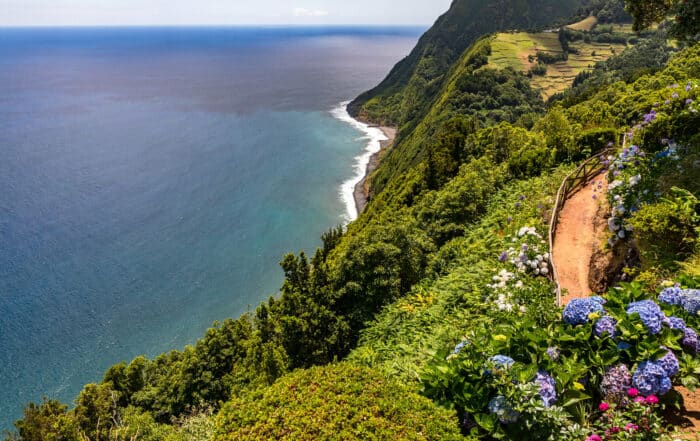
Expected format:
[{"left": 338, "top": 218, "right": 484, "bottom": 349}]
[{"left": 293, "top": 7, "right": 329, "bottom": 18}]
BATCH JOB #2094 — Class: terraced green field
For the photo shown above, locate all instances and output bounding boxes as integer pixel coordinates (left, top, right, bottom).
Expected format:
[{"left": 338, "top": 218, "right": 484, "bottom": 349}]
[{"left": 488, "top": 27, "right": 629, "bottom": 98}]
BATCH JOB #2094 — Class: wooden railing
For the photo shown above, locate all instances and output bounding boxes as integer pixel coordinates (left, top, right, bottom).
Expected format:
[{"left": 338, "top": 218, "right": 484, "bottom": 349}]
[{"left": 548, "top": 148, "right": 613, "bottom": 306}]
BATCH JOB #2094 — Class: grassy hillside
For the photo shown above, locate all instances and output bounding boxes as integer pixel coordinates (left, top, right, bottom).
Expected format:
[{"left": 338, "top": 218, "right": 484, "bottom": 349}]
[{"left": 348, "top": 0, "right": 585, "bottom": 127}]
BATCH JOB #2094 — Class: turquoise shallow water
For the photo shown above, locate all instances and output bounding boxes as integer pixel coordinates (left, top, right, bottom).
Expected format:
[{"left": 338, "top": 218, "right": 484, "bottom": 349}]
[{"left": 0, "top": 26, "right": 422, "bottom": 430}]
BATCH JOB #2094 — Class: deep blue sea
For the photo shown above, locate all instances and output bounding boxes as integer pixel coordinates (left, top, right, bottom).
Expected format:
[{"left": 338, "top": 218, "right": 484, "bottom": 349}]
[{"left": 0, "top": 26, "right": 422, "bottom": 430}]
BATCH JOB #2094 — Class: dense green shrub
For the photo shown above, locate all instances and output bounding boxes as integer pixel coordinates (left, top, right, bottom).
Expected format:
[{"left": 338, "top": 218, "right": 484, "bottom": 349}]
[
  {"left": 591, "top": 32, "right": 629, "bottom": 44},
  {"left": 536, "top": 51, "right": 568, "bottom": 64},
  {"left": 528, "top": 62, "right": 548, "bottom": 77},
  {"left": 574, "top": 127, "right": 619, "bottom": 156},
  {"left": 629, "top": 188, "right": 699, "bottom": 270},
  {"left": 214, "top": 363, "right": 463, "bottom": 441}
]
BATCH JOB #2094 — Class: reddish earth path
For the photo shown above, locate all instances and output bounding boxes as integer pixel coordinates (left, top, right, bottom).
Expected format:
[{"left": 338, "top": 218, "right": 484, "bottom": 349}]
[
  {"left": 553, "top": 176, "right": 607, "bottom": 305},
  {"left": 676, "top": 387, "right": 700, "bottom": 438}
]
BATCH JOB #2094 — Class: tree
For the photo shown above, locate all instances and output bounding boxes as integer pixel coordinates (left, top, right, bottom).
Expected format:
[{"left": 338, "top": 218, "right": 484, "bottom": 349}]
[
  {"left": 624, "top": 0, "right": 699, "bottom": 41},
  {"left": 73, "top": 383, "right": 118, "bottom": 439},
  {"left": 11, "top": 398, "right": 79, "bottom": 441},
  {"left": 625, "top": 0, "right": 675, "bottom": 30}
]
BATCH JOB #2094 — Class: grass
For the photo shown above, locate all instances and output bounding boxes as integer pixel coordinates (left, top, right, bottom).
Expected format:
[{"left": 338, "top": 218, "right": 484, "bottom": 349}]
[
  {"left": 348, "top": 166, "right": 574, "bottom": 382},
  {"left": 488, "top": 30, "right": 627, "bottom": 99},
  {"left": 489, "top": 31, "right": 562, "bottom": 71}
]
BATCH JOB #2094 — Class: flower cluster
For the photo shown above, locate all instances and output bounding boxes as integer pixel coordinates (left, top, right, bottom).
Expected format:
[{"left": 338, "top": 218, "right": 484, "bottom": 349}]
[
  {"left": 563, "top": 297, "right": 606, "bottom": 326},
  {"left": 600, "top": 364, "right": 632, "bottom": 403},
  {"left": 662, "top": 315, "right": 699, "bottom": 354},
  {"left": 500, "top": 226, "right": 550, "bottom": 276},
  {"left": 488, "top": 396, "right": 519, "bottom": 424},
  {"left": 589, "top": 386, "right": 667, "bottom": 441},
  {"left": 446, "top": 338, "right": 471, "bottom": 360},
  {"left": 683, "top": 328, "right": 699, "bottom": 354},
  {"left": 625, "top": 300, "right": 665, "bottom": 335},
  {"left": 657, "top": 349, "right": 679, "bottom": 377},
  {"left": 486, "top": 226, "right": 552, "bottom": 314},
  {"left": 631, "top": 360, "right": 673, "bottom": 396},
  {"left": 535, "top": 370, "right": 557, "bottom": 407},
  {"left": 486, "top": 269, "right": 521, "bottom": 312},
  {"left": 545, "top": 346, "right": 560, "bottom": 361},
  {"left": 487, "top": 354, "right": 515, "bottom": 371},
  {"left": 558, "top": 291, "right": 696, "bottom": 401},
  {"left": 684, "top": 289, "right": 700, "bottom": 314},
  {"left": 605, "top": 145, "right": 646, "bottom": 246},
  {"left": 594, "top": 315, "right": 618, "bottom": 337},
  {"left": 658, "top": 286, "right": 683, "bottom": 305}
]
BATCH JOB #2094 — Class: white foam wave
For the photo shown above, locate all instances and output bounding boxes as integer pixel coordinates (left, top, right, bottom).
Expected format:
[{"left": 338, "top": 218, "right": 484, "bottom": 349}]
[{"left": 330, "top": 101, "right": 388, "bottom": 223}]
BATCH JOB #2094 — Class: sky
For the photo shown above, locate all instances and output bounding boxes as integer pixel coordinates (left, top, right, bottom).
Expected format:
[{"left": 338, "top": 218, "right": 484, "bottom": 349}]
[{"left": 0, "top": 0, "right": 454, "bottom": 26}]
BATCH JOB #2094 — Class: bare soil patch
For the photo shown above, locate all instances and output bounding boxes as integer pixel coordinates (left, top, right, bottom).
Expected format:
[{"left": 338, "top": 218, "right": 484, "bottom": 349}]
[{"left": 554, "top": 176, "right": 607, "bottom": 305}]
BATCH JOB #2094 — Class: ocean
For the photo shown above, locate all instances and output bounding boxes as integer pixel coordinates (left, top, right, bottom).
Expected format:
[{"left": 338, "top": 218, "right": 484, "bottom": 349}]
[{"left": 0, "top": 26, "right": 422, "bottom": 430}]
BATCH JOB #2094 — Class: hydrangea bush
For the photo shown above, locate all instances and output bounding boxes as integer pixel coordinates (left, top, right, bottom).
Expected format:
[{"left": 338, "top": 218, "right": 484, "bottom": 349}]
[
  {"left": 605, "top": 82, "right": 697, "bottom": 248},
  {"left": 421, "top": 87, "right": 699, "bottom": 437},
  {"left": 423, "top": 257, "right": 700, "bottom": 440}
]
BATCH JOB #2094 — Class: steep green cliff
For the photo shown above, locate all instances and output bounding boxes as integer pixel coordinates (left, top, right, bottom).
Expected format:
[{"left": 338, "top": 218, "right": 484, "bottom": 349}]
[{"left": 348, "top": 0, "right": 584, "bottom": 127}]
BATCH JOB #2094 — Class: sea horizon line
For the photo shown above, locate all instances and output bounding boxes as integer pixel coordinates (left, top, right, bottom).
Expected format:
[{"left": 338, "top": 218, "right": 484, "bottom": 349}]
[{"left": 0, "top": 24, "right": 430, "bottom": 29}]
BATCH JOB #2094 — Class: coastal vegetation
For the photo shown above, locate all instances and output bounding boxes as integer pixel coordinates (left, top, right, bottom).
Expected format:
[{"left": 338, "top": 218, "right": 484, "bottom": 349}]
[{"left": 5, "top": 0, "right": 699, "bottom": 440}]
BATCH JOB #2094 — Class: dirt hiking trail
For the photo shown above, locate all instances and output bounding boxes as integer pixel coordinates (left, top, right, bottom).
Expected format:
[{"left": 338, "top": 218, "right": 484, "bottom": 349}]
[{"left": 553, "top": 176, "right": 607, "bottom": 306}]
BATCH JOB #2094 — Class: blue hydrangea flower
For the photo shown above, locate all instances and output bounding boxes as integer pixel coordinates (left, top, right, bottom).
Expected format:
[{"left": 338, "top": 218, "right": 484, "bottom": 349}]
[
  {"left": 658, "top": 349, "right": 680, "bottom": 377},
  {"left": 600, "top": 364, "right": 632, "bottom": 402},
  {"left": 632, "top": 360, "right": 673, "bottom": 396},
  {"left": 546, "top": 346, "right": 560, "bottom": 361},
  {"left": 659, "top": 287, "right": 684, "bottom": 306},
  {"left": 665, "top": 316, "right": 687, "bottom": 331},
  {"left": 452, "top": 339, "right": 470, "bottom": 355},
  {"left": 488, "top": 396, "right": 519, "bottom": 424},
  {"left": 594, "top": 316, "right": 618, "bottom": 337},
  {"left": 682, "top": 289, "right": 700, "bottom": 314},
  {"left": 563, "top": 297, "right": 606, "bottom": 326},
  {"left": 535, "top": 370, "right": 557, "bottom": 407},
  {"left": 626, "top": 300, "right": 666, "bottom": 334},
  {"left": 488, "top": 355, "right": 515, "bottom": 370},
  {"left": 682, "top": 328, "right": 699, "bottom": 354}
]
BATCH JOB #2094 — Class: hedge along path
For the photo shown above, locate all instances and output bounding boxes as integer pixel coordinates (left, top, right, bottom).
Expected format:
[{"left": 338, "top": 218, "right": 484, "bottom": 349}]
[{"left": 548, "top": 149, "right": 612, "bottom": 306}]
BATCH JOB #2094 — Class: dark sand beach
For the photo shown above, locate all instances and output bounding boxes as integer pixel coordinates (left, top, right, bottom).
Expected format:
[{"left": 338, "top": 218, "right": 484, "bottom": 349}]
[{"left": 353, "top": 126, "right": 396, "bottom": 214}]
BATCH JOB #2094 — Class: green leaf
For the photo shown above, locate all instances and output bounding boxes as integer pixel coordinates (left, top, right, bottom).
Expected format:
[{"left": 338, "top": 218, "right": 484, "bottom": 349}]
[
  {"left": 474, "top": 412, "right": 497, "bottom": 432},
  {"left": 561, "top": 389, "right": 591, "bottom": 408}
]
